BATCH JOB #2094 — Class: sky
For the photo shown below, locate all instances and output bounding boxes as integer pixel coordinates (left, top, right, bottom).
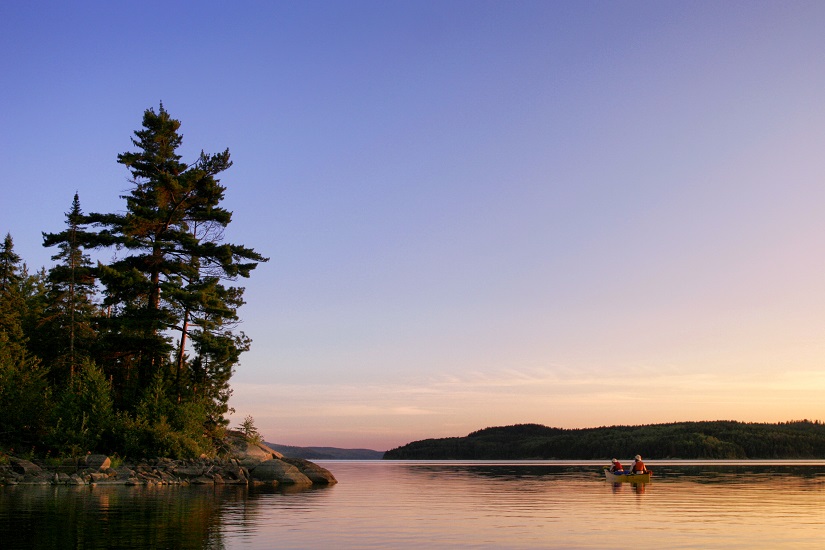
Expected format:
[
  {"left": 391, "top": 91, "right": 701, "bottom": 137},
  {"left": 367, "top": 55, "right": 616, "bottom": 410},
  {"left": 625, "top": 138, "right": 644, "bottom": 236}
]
[{"left": 2, "top": 1, "right": 825, "bottom": 451}]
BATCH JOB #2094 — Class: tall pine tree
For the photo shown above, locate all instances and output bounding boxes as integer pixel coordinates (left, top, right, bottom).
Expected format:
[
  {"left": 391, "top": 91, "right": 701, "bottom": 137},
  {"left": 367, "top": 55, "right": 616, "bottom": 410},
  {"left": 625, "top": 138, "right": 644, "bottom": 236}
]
[
  {"left": 41, "top": 193, "right": 98, "bottom": 383},
  {"left": 85, "top": 104, "right": 267, "bottom": 420}
]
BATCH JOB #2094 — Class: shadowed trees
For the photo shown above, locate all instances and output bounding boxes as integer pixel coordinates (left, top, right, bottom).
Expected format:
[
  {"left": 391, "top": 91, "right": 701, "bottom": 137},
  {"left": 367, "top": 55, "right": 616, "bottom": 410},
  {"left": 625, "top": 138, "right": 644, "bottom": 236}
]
[
  {"left": 84, "top": 104, "right": 267, "bottom": 417},
  {"left": 1, "top": 105, "right": 267, "bottom": 458},
  {"left": 383, "top": 421, "right": 825, "bottom": 460}
]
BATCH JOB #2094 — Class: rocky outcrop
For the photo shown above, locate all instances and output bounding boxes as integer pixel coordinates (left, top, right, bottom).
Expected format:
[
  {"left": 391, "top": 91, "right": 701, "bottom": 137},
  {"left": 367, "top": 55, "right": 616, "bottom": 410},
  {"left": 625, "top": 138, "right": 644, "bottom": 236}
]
[
  {"left": 228, "top": 435, "right": 284, "bottom": 469},
  {"left": 282, "top": 457, "right": 338, "bottom": 485},
  {"left": 251, "top": 459, "right": 313, "bottom": 486},
  {"left": 0, "top": 434, "right": 336, "bottom": 488},
  {"left": 10, "top": 458, "right": 42, "bottom": 476},
  {"left": 83, "top": 454, "right": 111, "bottom": 471}
]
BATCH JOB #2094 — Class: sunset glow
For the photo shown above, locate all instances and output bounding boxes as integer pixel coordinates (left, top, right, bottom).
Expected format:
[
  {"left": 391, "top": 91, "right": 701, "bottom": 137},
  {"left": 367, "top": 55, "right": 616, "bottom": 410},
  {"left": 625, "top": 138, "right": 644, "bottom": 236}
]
[{"left": 3, "top": 1, "right": 825, "bottom": 451}]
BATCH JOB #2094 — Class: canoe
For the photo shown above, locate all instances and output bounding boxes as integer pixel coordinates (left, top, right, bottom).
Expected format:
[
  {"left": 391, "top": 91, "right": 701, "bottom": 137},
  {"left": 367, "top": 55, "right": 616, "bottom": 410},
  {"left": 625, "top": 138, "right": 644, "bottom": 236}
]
[{"left": 604, "top": 469, "right": 651, "bottom": 483}]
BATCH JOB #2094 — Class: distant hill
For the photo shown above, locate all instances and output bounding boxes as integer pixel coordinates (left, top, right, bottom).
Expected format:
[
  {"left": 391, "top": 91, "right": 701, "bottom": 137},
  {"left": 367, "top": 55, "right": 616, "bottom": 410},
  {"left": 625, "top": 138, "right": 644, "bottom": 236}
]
[
  {"left": 266, "top": 443, "right": 384, "bottom": 460},
  {"left": 383, "top": 420, "right": 825, "bottom": 460}
]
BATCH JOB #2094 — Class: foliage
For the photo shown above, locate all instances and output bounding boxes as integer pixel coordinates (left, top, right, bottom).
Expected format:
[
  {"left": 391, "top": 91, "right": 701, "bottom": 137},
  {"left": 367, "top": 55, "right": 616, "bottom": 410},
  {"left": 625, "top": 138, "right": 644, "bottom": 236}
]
[
  {"left": 0, "top": 105, "right": 266, "bottom": 459},
  {"left": 0, "top": 235, "right": 52, "bottom": 449},
  {"left": 383, "top": 420, "right": 825, "bottom": 460},
  {"left": 83, "top": 104, "right": 266, "bottom": 412},
  {"left": 236, "top": 415, "right": 263, "bottom": 445},
  {"left": 0, "top": 342, "right": 50, "bottom": 449},
  {"left": 46, "top": 360, "right": 114, "bottom": 456},
  {"left": 39, "top": 193, "right": 98, "bottom": 384}
]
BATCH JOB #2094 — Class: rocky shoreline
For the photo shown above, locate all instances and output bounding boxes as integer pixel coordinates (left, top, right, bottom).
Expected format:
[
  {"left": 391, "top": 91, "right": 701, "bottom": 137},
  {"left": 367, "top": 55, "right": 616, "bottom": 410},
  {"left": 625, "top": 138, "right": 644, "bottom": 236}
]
[{"left": 0, "top": 437, "right": 337, "bottom": 489}]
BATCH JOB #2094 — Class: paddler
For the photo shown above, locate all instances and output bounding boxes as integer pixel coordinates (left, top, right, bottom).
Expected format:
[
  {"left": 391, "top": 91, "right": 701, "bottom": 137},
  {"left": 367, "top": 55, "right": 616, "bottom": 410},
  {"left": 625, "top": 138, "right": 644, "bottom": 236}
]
[{"left": 630, "top": 454, "right": 647, "bottom": 473}]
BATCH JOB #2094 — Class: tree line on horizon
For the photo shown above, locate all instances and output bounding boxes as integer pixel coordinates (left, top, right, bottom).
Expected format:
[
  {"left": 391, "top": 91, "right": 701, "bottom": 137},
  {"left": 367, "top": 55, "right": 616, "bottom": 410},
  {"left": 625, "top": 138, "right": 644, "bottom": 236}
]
[
  {"left": 0, "top": 104, "right": 267, "bottom": 459},
  {"left": 382, "top": 420, "right": 825, "bottom": 460}
]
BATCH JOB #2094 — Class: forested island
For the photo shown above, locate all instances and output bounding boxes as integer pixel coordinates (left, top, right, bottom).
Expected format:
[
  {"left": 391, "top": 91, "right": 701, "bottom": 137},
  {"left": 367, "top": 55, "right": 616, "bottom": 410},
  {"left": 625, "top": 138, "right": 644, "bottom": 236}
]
[
  {"left": 0, "top": 105, "right": 268, "bottom": 461},
  {"left": 383, "top": 420, "right": 825, "bottom": 460},
  {"left": 266, "top": 443, "right": 384, "bottom": 460}
]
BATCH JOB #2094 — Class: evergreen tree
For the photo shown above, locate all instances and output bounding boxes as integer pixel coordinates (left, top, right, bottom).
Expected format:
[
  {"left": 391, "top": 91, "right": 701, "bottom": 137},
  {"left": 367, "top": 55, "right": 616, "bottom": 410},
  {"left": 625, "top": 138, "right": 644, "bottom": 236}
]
[
  {"left": 18, "top": 264, "right": 50, "bottom": 359},
  {"left": 85, "top": 104, "right": 267, "bottom": 419},
  {"left": 0, "top": 233, "right": 22, "bottom": 292},
  {"left": 0, "top": 107, "right": 266, "bottom": 459},
  {"left": 0, "top": 233, "right": 27, "bottom": 352},
  {"left": 0, "top": 235, "right": 50, "bottom": 448},
  {"left": 41, "top": 193, "right": 98, "bottom": 383},
  {"left": 47, "top": 360, "right": 114, "bottom": 455}
]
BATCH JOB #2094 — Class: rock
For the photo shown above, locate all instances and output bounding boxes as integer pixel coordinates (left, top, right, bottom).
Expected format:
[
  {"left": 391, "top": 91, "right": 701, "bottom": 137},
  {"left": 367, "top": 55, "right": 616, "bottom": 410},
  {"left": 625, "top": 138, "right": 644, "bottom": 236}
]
[
  {"left": 0, "top": 447, "right": 335, "bottom": 490},
  {"left": 224, "top": 464, "right": 248, "bottom": 484},
  {"left": 282, "top": 458, "right": 337, "bottom": 485},
  {"left": 114, "top": 467, "right": 135, "bottom": 481},
  {"left": 250, "top": 459, "right": 313, "bottom": 486},
  {"left": 68, "top": 474, "right": 86, "bottom": 485},
  {"left": 173, "top": 465, "right": 204, "bottom": 478},
  {"left": 227, "top": 431, "right": 283, "bottom": 468},
  {"left": 190, "top": 476, "right": 214, "bottom": 485},
  {"left": 10, "top": 458, "right": 41, "bottom": 476},
  {"left": 84, "top": 454, "right": 111, "bottom": 471}
]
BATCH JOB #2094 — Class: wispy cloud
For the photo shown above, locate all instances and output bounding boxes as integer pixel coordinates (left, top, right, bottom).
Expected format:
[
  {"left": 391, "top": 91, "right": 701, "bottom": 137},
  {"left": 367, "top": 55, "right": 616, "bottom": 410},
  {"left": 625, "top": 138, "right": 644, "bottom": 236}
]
[{"left": 230, "top": 363, "right": 825, "bottom": 448}]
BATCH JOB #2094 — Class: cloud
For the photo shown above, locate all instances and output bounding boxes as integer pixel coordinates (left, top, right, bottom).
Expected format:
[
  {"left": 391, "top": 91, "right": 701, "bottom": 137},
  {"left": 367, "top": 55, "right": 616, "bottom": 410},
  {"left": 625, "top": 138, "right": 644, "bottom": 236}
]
[
  {"left": 230, "top": 363, "right": 825, "bottom": 448},
  {"left": 234, "top": 363, "right": 825, "bottom": 416}
]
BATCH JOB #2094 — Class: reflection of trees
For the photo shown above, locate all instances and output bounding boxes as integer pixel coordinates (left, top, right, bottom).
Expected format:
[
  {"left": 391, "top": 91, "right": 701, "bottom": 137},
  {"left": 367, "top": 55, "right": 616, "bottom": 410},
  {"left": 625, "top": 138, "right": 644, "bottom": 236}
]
[
  {"left": 0, "top": 485, "right": 239, "bottom": 548},
  {"left": 402, "top": 463, "right": 825, "bottom": 487},
  {"left": 216, "top": 484, "right": 334, "bottom": 539},
  {"left": 407, "top": 464, "right": 605, "bottom": 482},
  {"left": 651, "top": 465, "right": 825, "bottom": 483},
  {"left": 0, "top": 483, "right": 337, "bottom": 549}
]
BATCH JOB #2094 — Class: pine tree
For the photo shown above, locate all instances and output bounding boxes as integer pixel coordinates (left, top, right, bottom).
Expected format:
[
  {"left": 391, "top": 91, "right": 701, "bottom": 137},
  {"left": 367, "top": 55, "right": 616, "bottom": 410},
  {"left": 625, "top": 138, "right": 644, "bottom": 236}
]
[
  {"left": 41, "top": 193, "right": 98, "bottom": 383},
  {"left": 85, "top": 104, "right": 267, "bottom": 419},
  {"left": 0, "top": 233, "right": 27, "bottom": 349},
  {"left": 0, "top": 234, "right": 50, "bottom": 448},
  {"left": 0, "top": 233, "right": 22, "bottom": 294}
]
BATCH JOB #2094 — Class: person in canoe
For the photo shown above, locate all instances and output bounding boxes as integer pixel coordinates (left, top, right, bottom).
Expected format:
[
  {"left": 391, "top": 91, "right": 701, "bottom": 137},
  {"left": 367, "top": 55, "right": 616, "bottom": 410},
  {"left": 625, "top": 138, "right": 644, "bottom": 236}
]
[
  {"left": 608, "top": 458, "right": 625, "bottom": 473},
  {"left": 630, "top": 455, "right": 648, "bottom": 474}
]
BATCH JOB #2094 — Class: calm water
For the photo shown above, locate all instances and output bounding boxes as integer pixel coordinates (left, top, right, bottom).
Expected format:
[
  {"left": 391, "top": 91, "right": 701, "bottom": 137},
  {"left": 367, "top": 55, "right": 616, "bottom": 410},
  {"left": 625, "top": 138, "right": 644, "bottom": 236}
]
[{"left": 2, "top": 460, "right": 825, "bottom": 549}]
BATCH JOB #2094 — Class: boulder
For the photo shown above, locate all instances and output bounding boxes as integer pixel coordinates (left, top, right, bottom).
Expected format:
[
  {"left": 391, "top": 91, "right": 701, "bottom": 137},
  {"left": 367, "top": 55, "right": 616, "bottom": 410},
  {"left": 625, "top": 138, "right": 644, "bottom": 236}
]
[
  {"left": 113, "top": 467, "right": 135, "bottom": 481},
  {"left": 282, "top": 458, "right": 337, "bottom": 485},
  {"left": 10, "top": 458, "right": 41, "bottom": 476},
  {"left": 83, "top": 454, "right": 111, "bottom": 471},
  {"left": 219, "top": 463, "right": 248, "bottom": 485},
  {"left": 68, "top": 474, "right": 86, "bottom": 485},
  {"left": 227, "top": 433, "right": 283, "bottom": 468},
  {"left": 190, "top": 476, "right": 214, "bottom": 485},
  {"left": 173, "top": 465, "right": 205, "bottom": 478},
  {"left": 250, "top": 459, "right": 313, "bottom": 486}
]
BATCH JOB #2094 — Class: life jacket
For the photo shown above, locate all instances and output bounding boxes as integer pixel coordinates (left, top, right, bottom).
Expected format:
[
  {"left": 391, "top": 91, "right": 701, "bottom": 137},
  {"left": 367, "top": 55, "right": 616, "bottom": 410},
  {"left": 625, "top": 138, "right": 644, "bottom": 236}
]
[
  {"left": 632, "top": 460, "right": 646, "bottom": 473},
  {"left": 611, "top": 462, "right": 623, "bottom": 472}
]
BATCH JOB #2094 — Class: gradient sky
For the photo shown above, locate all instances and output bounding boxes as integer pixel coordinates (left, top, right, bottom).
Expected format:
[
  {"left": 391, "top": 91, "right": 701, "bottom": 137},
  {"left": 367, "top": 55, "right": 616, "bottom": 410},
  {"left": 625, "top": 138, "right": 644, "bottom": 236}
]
[{"left": 2, "top": 1, "right": 825, "bottom": 451}]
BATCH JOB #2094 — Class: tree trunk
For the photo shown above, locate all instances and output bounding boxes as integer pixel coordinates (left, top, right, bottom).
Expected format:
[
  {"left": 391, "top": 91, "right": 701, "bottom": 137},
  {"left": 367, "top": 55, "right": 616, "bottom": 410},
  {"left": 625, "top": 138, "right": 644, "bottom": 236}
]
[{"left": 175, "top": 307, "right": 190, "bottom": 402}]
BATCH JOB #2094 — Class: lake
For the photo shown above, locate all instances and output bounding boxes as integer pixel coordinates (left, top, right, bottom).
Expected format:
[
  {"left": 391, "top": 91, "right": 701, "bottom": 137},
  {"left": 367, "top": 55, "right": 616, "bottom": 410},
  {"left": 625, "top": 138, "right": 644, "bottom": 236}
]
[{"left": 1, "top": 460, "right": 824, "bottom": 548}]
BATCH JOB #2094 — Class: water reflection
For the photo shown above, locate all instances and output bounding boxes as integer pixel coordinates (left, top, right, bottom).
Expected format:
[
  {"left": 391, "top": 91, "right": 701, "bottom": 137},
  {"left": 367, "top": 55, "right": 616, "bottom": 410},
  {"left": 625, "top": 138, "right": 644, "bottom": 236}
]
[
  {"left": 395, "top": 460, "right": 825, "bottom": 484},
  {"left": 0, "top": 483, "right": 334, "bottom": 550},
  {"left": 2, "top": 462, "right": 825, "bottom": 549},
  {"left": 0, "top": 484, "right": 225, "bottom": 549},
  {"left": 608, "top": 479, "right": 649, "bottom": 494}
]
